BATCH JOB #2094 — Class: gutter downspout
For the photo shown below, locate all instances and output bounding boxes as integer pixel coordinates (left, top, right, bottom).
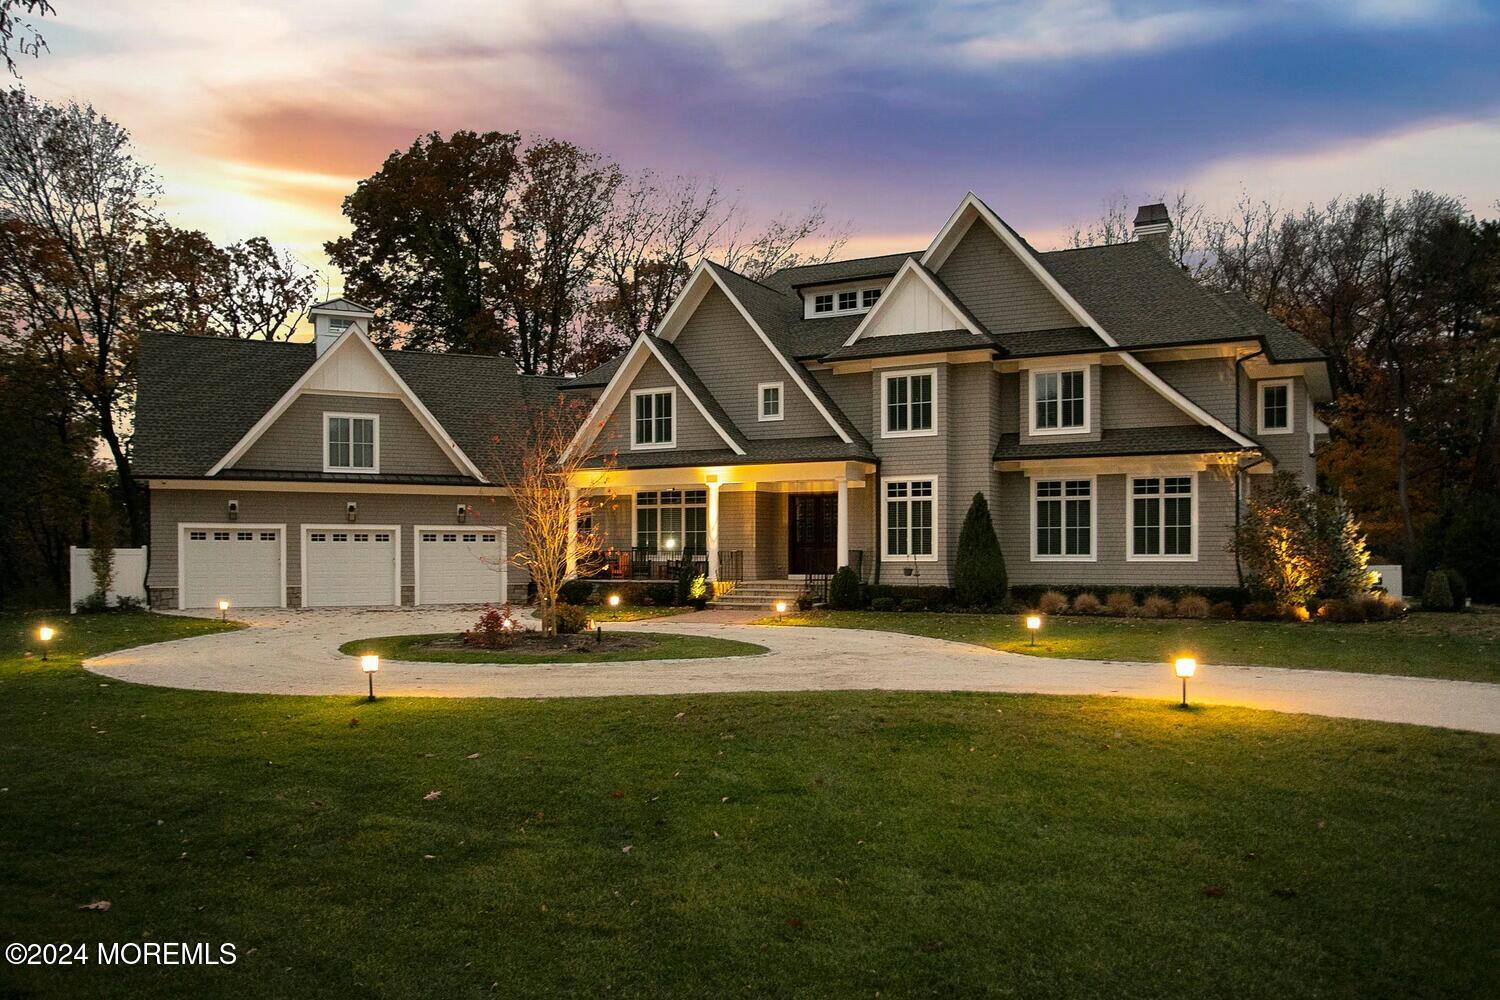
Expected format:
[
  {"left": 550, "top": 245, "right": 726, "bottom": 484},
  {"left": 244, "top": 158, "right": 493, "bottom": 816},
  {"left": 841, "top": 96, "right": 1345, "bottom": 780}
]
[
  {"left": 1233, "top": 347, "right": 1268, "bottom": 589},
  {"left": 871, "top": 460, "right": 881, "bottom": 589}
]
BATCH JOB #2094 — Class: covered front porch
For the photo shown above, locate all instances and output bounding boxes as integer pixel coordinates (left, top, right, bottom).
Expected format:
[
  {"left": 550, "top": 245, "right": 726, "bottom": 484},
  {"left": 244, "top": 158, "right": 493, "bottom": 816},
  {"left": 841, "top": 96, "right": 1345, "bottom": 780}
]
[{"left": 568, "top": 459, "right": 876, "bottom": 585}]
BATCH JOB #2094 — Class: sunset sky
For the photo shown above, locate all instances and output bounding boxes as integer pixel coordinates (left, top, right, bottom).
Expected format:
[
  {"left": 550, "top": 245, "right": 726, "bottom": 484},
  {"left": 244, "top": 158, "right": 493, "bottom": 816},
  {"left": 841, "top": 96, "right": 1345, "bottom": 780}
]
[{"left": 20, "top": 0, "right": 1500, "bottom": 290}]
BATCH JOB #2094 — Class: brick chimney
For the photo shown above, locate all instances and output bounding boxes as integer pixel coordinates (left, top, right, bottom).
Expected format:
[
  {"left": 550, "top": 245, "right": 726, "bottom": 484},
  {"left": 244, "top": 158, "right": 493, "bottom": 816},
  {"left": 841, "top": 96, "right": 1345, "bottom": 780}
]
[
  {"left": 309, "top": 298, "right": 376, "bottom": 355},
  {"left": 1133, "top": 203, "right": 1172, "bottom": 254}
]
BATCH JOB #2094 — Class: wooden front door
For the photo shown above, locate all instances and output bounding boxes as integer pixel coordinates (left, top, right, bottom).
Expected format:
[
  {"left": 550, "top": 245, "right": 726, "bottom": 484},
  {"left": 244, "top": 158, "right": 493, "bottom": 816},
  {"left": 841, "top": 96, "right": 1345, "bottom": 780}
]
[{"left": 788, "top": 494, "right": 837, "bottom": 575}]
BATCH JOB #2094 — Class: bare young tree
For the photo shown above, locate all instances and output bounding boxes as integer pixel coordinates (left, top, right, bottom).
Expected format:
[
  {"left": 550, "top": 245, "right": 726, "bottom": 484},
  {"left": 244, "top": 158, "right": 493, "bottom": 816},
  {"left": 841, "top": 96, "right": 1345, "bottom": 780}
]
[
  {"left": 488, "top": 394, "right": 615, "bottom": 636},
  {"left": 1067, "top": 189, "right": 1212, "bottom": 274},
  {"left": 718, "top": 204, "right": 849, "bottom": 280},
  {"left": 0, "top": 1, "right": 53, "bottom": 76}
]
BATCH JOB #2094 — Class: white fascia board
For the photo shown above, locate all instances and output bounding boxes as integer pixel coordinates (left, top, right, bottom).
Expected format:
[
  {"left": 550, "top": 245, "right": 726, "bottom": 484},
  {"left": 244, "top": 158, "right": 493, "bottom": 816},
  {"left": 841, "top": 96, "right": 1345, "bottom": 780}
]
[
  {"left": 841, "top": 258, "right": 985, "bottom": 347},
  {"left": 205, "top": 327, "right": 488, "bottom": 481}
]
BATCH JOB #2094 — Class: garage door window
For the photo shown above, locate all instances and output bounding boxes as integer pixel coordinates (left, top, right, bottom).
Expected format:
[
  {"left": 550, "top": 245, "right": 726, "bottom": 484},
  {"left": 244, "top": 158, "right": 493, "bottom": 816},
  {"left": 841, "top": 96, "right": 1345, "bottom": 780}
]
[
  {"left": 310, "top": 532, "right": 326, "bottom": 542},
  {"left": 189, "top": 530, "right": 207, "bottom": 540}
]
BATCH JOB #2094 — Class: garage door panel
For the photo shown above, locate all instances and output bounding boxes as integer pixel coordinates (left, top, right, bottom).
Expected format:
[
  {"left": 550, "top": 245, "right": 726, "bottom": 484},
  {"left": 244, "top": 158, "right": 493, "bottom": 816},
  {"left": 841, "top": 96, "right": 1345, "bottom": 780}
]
[
  {"left": 182, "top": 526, "right": 282, "bottom": 609},
  {"left": 417, "top": 528, "right": 506, "bottom": 605},
  {"left": 304, "top": 528, "right": 398, "bottom": 607}
]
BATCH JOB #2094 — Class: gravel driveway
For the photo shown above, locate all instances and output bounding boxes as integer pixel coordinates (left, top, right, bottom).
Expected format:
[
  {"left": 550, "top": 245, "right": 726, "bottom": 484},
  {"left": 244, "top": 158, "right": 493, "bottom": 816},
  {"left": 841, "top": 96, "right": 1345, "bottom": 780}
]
[{"left": 83, "top": 608, "right": 1500, "bottom": 734}]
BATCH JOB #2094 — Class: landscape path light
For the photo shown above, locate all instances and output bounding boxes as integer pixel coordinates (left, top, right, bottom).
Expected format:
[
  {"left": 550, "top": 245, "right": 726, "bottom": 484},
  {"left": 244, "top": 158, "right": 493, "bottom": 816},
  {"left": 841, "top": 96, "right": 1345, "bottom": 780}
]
[
  {"left": 362, "top": 654, "right": 380, "bottom": 701},
  {"left": 608, "top": 593, "right": 621, "bottom": 608},
  {"left": 1174, "top": 656, "right": 1198, "bottom": 708},
  {"left": 37, "top": 625, "right": 55, "bottom": 661},
  {"left": 1025, "top": 615, "right": 1041, "bottom": 646},
  {"left": 775, "top": 600, "right": 787, "bottom": 621},
  {"left": 218, "top": 599, "right": 229, "bottom": 622}
]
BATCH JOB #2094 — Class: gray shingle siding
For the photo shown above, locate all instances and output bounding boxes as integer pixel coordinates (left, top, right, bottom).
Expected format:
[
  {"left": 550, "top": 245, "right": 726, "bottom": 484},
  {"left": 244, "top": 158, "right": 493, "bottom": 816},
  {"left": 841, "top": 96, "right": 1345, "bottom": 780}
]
[
  {"left": 1145, "top": 358, "right": 1238, "bottom": 428},
  {"left": 936, "top": 221, "right": 1081, "bottom": 341},
  {"left": 1252, "top": 375, "right": 1316, "bottom": 484},
  {"left": 234, "top": 394, "right": 460, "bottom": 476},
  {"left": 592, "top": 354, "right": 728, "bottom": 455},
  {"left": 1101, "top": 364, "right": 1194, "bottom": 430}
]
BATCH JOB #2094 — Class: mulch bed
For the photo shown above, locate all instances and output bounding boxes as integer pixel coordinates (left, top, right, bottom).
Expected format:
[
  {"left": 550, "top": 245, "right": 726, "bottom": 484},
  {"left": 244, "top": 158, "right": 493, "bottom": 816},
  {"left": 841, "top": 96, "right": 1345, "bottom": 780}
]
[{"left": 427, "top": 631, "right": 657, "bottom": 655}]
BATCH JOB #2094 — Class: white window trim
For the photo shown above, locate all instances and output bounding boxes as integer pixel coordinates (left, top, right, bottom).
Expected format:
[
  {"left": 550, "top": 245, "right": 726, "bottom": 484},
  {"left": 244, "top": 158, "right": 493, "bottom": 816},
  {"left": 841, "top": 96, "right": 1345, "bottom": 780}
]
[
  {"left": 629, "top": 387, "right": 677, "bottom": 451},
  {"left": 804, "top": 283, "right": 886, "bottom": 319},
  {"left": 880, "top": 368, "right": 939, "bottom": 439},
  {"left": 1028, "top": 365, "right": 1091, "bottom": 437},
  {"left": 1030, "top": 475, "right": 1098, "bottom": 562},
  {"left": 757, "top": 381, "right": 784, "bottom": 422},
  {"left": 632, "top": 487, "right": 708, "bottom": 552},
  {"left": 323, "top": 412, "right": 380, "bottom": 473},
  {"left": 881, "top": 475, "right": 940, "bottom": 562},
  {"left": 1258, "top": 378, "right": 1293, "bottom": 435},
  {"left": 1125, "top": 472, "right": 1199, "bottom": 563}
]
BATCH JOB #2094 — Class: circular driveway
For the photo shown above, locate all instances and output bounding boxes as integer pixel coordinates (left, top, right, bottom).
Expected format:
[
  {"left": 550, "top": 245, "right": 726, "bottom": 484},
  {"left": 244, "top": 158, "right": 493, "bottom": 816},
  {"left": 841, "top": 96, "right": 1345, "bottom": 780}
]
[{"left": 84, "top": 608, "right": 1500, "bottom": 734}]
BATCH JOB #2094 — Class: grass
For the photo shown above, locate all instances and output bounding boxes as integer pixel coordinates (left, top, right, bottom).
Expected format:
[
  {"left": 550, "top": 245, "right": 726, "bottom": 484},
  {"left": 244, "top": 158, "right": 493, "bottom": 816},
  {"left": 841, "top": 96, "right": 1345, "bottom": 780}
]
[
  {"left": 577, "top": 604, "right": 689, "bottom": 622},
  {"left": 1, "top": 612, "right": 1497, "bottom": 998},
  {"left": 761, "top": 609, "right": 1500, "bottom": 683},
  {"left": 339, "top": 630, "right": 766, "bottom": 664}
]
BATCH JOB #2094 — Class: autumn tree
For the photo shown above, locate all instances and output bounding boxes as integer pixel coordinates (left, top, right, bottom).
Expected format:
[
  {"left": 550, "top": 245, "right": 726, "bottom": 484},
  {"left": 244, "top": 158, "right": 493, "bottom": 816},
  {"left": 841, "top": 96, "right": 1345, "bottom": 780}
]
[{"left": 135, "top": 226, "right": 314, "bottom": 340}]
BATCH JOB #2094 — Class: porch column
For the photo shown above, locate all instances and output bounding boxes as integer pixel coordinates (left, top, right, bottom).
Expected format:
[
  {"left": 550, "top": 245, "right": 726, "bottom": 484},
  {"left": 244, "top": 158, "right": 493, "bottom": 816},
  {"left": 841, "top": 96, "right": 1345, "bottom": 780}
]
[
  {"left": 835, "top": 476, "right": 850, "bottom": 570},
  {"left": 565, "top": 488, "right": 578, "bottom": 578},
  {"left": 706, "top": 480, "right": 721, "bottom": 581}
]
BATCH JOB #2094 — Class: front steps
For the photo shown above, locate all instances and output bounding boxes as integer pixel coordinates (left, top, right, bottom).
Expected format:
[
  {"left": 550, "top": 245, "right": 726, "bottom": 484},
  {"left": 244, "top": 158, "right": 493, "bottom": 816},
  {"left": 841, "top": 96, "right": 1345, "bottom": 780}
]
[{"left": 709, "top": 579, "right": 808, "bottom": 610}]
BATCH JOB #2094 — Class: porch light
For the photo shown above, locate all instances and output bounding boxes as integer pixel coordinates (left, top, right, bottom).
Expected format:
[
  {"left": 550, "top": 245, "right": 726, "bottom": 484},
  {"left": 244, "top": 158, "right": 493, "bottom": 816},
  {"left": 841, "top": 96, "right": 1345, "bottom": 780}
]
[
  {"left": 664, "top": 538, "right": 677, "bottom": 551},
  {"left": 37, "top": 625, "right": 54, "bottom": 661},
  {"left": 218, "top": 599, "right": 230, "bottom": 621},
  {"left": 608, "top": 593, "right": 621, "bottom": 608},
  {"left": 1025, "top": 615, "right": 1041, "bottom": 645},
  {"left": 361, "top": 654, "right": 379, "bottom": 701},
  {"left": 1174, "top": 656, "right": 1197, "bottom": 707}
]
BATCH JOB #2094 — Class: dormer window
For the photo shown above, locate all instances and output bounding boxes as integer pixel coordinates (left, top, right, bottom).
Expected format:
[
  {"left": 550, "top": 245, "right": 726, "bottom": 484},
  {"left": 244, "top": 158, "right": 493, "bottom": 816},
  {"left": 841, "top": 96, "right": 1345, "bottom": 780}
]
[
  {"left": 328, "top": 318, "right": 352, "bottom": 337},
  {"left": 758, "top": 381, "right": 783, "bottom": 422},
  {"left": 838, "top": 290, "right": 858, "bottom": 310},
  {"left": 631, "top": 388, "right": 675, "bottom": 450},
  {"left": 862, "top": 288, "right": 881, "bottom": 308},
  {"left": 805, "top": 284, "right": 886, "bottom": 318},
  {"left": 325, "top": 413, "right": 378, "bottom": 473},
  {"left": 814, "top": 294, "right": 834, "bottom": 314}
]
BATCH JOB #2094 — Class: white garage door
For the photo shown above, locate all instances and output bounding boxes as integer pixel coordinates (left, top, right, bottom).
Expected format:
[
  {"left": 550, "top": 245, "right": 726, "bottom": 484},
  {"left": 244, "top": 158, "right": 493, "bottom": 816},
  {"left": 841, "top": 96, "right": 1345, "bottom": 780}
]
[
  {"left": 416, "top": 528, "right": 506, "bottom": 605},
  {"left": 181, "top": 525, "right": 282, "bottom": 609},
  {"left": 303, "top": 527, "right": 399, "bottom": 607}
]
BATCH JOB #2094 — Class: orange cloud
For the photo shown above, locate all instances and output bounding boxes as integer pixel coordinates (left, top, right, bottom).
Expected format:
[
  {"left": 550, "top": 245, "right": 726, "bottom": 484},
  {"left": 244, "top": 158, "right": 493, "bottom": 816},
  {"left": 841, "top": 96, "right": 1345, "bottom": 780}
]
[{"left": 215, "top": 99, "right": 424, "bottom": 178}]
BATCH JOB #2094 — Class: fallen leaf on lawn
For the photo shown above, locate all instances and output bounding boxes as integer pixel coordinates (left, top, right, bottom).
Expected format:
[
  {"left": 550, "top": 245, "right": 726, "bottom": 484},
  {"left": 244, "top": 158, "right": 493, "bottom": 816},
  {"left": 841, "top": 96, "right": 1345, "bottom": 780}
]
[
  {"left": 1271, "top": 887, "right": 1298, "bottom": 898},
  {"left": 610, "top": 790, "right": 625, "bottom": 799},
  {"left": 919, "top": 940, "right": 944, "bottom": 953},
  {"left": 674, "top": 712, "right": 685, "bottom": 719},
  {"left": 423, "top": 854, "right": 435, "bottom": 860},
  {"left": 621, "top": 845, "right": 632, "bottom": 854},
  {"left": 720, "top": 796, "right": 729, "bottom": 803},
  {"left": 785, "top": 917, "right": 803, "bottom": 929},
  {"left": 1201, "top": 885, "right": 1225, "bottom": 898},
  {"left": 78, "top": 900, "right": 111, "bottom": 911},
  {"left": 465, "top": 753, "right": 480, "bottom": 760},
  {"left": 423, "top": 790, "right": 442, "bottom": 801},
  {"left": 348, "top": 718, "right": 359, "bottom": 728}
]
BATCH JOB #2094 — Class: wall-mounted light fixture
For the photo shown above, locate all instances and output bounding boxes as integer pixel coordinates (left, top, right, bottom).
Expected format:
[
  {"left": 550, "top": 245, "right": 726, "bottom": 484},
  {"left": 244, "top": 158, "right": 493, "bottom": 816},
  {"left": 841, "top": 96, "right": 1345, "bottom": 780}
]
[
  {"left": 346, "top": 501, "right": 358, "bottom": 523},
  {"left": 227, "top": 499, "right": 239, "bottom": 521},
  {"left": 456, "top": 503, "right": 468, "bottom": 524}
]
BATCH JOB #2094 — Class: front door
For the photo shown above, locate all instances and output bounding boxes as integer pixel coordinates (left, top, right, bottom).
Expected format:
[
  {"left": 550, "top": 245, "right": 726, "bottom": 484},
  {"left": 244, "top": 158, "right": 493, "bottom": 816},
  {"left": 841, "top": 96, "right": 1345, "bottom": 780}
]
[{"left": 788, "top": 494, "right": 837, "bottom": 575}]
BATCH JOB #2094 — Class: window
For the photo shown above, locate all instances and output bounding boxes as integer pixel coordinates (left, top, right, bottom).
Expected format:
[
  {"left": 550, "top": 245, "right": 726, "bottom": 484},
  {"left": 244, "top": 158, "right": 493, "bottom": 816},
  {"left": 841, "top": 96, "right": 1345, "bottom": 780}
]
[
  {"left": 309, "top": 532, "right": 327, "bottom": 542},
  {"left": 758, "top": 382, "right": 783, "bottom": 422},
  {"left": 882, "top": 369, "right": 936, "bottom": 437},
  {"left": 1130, "top": 475, "right": 1195, "bottom": 560},
  {"left": 354, "top": 532, "right": 369, "bottom": 542},
  {"left": 1031, "top": 368, "right": 1088, "bottom": 434},
  {"left": 189, "top": 530, "right": 207, "bottom": 541},
  {"left": 635, "top": 489, "right": 708, "bottom": 554},
  {"left": 326, "top": 413, "right": 377, "bottom": 472},
  {"left": 631, "top": 388, "right": 675, "bottom": 449},
  {"left": 332, "top": 532, "right": 348, "bottom": 542},
  {"left": 814, "top": 293, "right": 834, "bottom": 313},
  {"left": 806, "top": 285, "right": 884, "bottom": 317},
  {"left": 482, "top": 534, "right": 496, "bottom": 543},
  {"left": 375, "top": 532, "right": 391, "bottom": 542},
  {"left": 213, "top": 531, "right": 230, "bottom": 541},
  {"left": 1033, "top": 478, "right": 1094, "bottom": 560},
  {"left": 328, "top": 318, "right": 352, "bottom": 337},
  {"left": 1259, "top": 379, "right": 1292, "bottom": 434},
  {"left": 259, "top": 532, "right": 276, "bottom": 541},
  {"left": 422, "top": 532, "right": 438, "bottom": 543},
  {"left": 237, "top": 531, "right": 253, "bottom": 541},
  {"left": 884, "top": 478, "right": 936, "bottom": 560},
  {"left": 838, "top": 290, "right": 859, "bottom": 311},
  {"left": 862, "top": 288, "right": 881, "bottom": 308}
]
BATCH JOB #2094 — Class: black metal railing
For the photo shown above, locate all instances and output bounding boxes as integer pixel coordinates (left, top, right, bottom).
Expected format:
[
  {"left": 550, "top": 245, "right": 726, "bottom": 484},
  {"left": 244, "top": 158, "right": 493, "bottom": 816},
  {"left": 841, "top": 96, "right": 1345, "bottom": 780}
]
[
  {"left": 801, "top": 551, "right": 865, "bottom": 605},
  {"left": 717, "top": 549, "right": 743, "bottom": 584}
]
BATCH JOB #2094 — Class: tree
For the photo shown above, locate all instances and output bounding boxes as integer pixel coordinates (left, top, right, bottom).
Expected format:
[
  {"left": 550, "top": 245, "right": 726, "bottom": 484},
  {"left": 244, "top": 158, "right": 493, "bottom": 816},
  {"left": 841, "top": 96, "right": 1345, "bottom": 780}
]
[
  {"left": 1316, "top": 494, "right": 1375, "bottom": 598},
  {"left": 953, "top": 492, "right": 1007, "bottom": 607},
  {"left": 1234, "top": 473, "right": 1338, "bottom": 613},
  {"left": 0, "top": 87, "right": 159, "bottom": 544},
  {"left": 135, "top": 226, "right": 314, "bottom": 340},
  {"left": 486, "top": 395, "right": 613, "bottom": 636},
  {"left": 0, "top": 1, "right": 52, "bottom": 76},
  {"left": 86, "top": 488, "right": 116, "bottom": 602}
]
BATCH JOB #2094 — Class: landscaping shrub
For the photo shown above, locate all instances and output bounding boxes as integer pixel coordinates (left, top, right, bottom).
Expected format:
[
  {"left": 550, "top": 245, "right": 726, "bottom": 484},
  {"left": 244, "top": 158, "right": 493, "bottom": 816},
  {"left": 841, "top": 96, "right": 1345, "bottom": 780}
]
[
  {"left": 1176, "top": 593, "right": 1209, "bottom": 619},
  {"left": 828, "top": 566, "right": 862, "bottom": 610},
  {"left": 674, "top": 560, "right": 696, "bottom": 606},
  {"left": 1422, "top": 569, "right": 1455, "bottom": 612},
  {"left": 1236, "top": 472, "right": 1378, "bottom": 612},
  {"left": 1319, "top": 597, "right": 1365, "bottom": 623},
  {"left": 86, "top": 490, "right": 117, "bottom": 607},
  {"left": 599, "top": 582, "right": 676, "bottom": 607},
  {"left": 73, "top": 591, "right": 110, "bottom": 615},
  {"left": 1239, "top": 600, "right": 1282, "bottom": 621},
  {"left": 1358, "top": 591, "right": 1406, "bottom": 621},
  {"left": 688, "top": 574, "right": 710, "bottom": 610},
  {"left": 1104, "top": 591, "right": 1136, "bottom": 616},
  {"left": 870, "top": 596, "right": 897, "bottom": 612},
  {"left": 1011, "top": 584, "right": 1247, "bottom": 609},
  {"left": 463, "top": 604, "right": 520, "bottom": 648},
  {"left": 1320, "top": 494, "right": 1378, "bottom": 598},
  {"left": 1038, "top": 590, "right": 1068, "bottom": 614},
  {"left": 953, "top": 492, "right": 1007, "bottom": 607},
  {"left": 1071, "top": 592, "right": 1102, "bottom": 615},
  {"left": 899, "top": 598, "right": 926, "bottom": 613},
  {"left": 1444, "top": 568, "right": 1469, "bottom": 610},
  {"left": 1140, "top": 594, "right": 1175, "bottom": 618},
  {"left": 554, "top": 603, "right": 589, "bottom": 635},
  {"left": 559, "top": 579, "right": 594, "bottom": 606},
  {"left": 1209, "top": 600, "right": 1237, "bottom": 620},
  {"left": 865, "top": 585, "right": 954, "bottom": 608}
]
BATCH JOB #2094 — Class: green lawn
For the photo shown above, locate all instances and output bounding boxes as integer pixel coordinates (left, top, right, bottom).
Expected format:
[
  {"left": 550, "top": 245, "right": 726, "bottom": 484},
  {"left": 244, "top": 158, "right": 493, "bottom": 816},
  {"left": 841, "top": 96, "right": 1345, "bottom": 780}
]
[
  {"left": 761, "top": 609, "right": 1500, "bottom": 682},
  {"left": 578, "top": 604, "right": 690, "bottom": 622},
  {"left": 340, "top": 630, "right": 765, "bottom": 664},
  {"left": 1, "top": 612, "right": 1497, "bottom": 998}
]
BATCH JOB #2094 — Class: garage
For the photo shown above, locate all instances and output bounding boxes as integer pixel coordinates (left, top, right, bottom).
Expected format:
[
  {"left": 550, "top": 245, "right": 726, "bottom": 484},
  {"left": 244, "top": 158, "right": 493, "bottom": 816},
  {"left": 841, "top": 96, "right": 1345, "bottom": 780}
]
[
  {"left": 416, "top": 527, "right": 507, "bottom": 605},
  {"left": 180, "top": 524, "right": 284, "bottom": 609},
  {"left": 302, "top": 525, "right": 399, "bottom": 607}
]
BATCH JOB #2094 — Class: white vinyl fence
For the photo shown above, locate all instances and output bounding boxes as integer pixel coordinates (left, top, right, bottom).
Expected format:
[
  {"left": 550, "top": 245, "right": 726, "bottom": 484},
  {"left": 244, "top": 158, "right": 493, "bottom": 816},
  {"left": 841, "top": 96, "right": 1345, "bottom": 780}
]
[
  {"left": 1369, "top": 563, "right": 1404, "bottom": 598},
  {"left": 70, "top": 546, "right": 148, "bottom": 612}
]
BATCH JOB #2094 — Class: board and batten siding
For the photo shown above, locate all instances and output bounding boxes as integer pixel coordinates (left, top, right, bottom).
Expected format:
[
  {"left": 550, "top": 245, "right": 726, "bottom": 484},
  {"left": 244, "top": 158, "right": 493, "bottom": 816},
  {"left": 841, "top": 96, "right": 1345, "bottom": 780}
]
[
  {"left": 233, "top": 394, "right": 459, "bottom": 476},
  {"left": 935, "top": 220, "right": 1077, "bottom": 335},
  {"left": 592, "top": 354, "right": 726, "bottom": 454},
  {"left": 147, "top": 488, "right": 527, "bottom": 607},
  {"left": 994, "top": 469, "right": 1240, "bottom": 588},
  {"left": 671, "top": 286, "right": 829, "bottom": 440}
]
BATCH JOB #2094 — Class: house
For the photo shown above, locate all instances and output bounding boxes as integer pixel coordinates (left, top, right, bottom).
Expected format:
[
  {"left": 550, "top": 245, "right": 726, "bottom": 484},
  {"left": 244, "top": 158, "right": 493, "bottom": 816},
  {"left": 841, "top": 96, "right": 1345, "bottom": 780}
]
[
  {"left": 561, "top": 194, "right": 1329, "bottom": 595},
  {"left": 135, "top": 300, "right": 563, "bottom": 609},
  {"left": 135, "top": 192, "right": 1329, "bottom": 611}
]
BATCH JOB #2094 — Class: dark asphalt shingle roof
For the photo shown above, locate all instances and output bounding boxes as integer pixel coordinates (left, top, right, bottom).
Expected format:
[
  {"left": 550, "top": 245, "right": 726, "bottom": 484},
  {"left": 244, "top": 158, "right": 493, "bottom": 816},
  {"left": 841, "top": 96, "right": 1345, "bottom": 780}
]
[
  {"left": 821, "top": 328, "right": 997, "bottom": 362},
  {"left": 760, "top": 252, "right": 920, "bottom": 293},
  {"left": 134, "top": 332, "right": 561, "bottom": 481},
  {"left": 648, "top": 339, "right": 748, "bottom": 451},
  {"left": 994, "top": 425, "right": 1252, "bottom": 461},
  {"left": 583, "top": 435, "right": 874, "bottom": 470}
]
